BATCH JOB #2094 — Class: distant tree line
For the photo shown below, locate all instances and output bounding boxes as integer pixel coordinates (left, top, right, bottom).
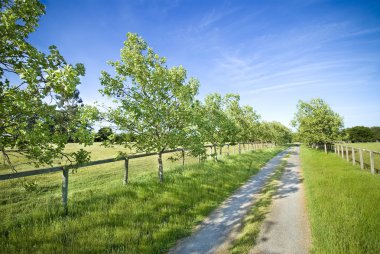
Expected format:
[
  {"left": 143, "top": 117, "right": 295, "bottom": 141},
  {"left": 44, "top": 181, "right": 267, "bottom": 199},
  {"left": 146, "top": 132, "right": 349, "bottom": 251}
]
[{"left": 343, "top": 126, "right": 380, "bottom": 142}]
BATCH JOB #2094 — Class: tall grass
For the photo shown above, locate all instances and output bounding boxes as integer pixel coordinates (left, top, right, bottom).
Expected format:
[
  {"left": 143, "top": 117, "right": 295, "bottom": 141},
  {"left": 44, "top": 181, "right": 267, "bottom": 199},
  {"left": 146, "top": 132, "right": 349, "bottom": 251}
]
[
  {"left": 0, "top": 148, "right": 282, "bottom": 254},
  {"left": 301, "top": 146, "right": 380, "bottom": 253}
]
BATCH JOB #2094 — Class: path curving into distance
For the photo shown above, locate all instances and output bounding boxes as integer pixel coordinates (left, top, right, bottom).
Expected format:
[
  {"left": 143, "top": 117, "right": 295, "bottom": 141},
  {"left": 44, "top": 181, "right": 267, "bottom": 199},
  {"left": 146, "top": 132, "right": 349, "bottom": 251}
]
[
  {"left": 168, "top": 148, "right": 290, "bottom": 254},
  {"left": 250, "top": 146, "right": 311, "bottom": 254}
]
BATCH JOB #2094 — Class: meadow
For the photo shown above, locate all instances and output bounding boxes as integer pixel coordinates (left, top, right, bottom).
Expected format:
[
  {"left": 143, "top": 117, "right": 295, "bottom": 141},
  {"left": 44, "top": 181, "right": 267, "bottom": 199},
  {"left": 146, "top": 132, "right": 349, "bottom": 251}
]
[
  {"left": 301, "top": 146, "right": 380, "bottom": 253},
  {"left": 0, "top": 143, "right": 283, "bottom": 253},
  {"left": 346, "top": 142, "right": 380, "bottom": 152}
]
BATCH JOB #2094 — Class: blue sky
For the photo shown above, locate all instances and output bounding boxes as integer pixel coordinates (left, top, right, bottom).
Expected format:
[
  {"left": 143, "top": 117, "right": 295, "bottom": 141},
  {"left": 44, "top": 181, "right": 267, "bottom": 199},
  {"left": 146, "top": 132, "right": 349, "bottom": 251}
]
[{"left": 32, "top": 0, "right": 380, "bottom": 128}]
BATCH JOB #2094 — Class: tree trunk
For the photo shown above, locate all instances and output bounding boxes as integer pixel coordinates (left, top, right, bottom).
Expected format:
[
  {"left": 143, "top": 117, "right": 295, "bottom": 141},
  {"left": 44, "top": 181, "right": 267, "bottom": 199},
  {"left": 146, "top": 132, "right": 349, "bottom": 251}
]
[
  {"left": 181, "top": 149, "right": 185, "bottom": 166},
  {"left": 158, "top": 152, "right": 164, "bottom": 183},
  {"left": 219, "top": 146, "right": 222, "bottom": 156},
  {"left": 124, "top": 158, "right": 129, "bottom": 184},
  {"left": 62, "top": 167, "right": 69, "bottom": 215},
  {"left": 324, "top": 143, "right": 327, "bottom": 154}
]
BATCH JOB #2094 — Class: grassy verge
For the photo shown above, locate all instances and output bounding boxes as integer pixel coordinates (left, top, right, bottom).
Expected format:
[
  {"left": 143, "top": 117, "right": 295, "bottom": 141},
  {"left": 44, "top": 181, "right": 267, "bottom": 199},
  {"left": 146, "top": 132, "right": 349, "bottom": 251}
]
[
  {"left": 301, "top": 146, "right": 380, "bottom": 253},
  {"left": 228, "top": 154, "right": 289, "bottom": 254},
  {"left": 0, "top": 147, "right": 283, "bottom": 254}
]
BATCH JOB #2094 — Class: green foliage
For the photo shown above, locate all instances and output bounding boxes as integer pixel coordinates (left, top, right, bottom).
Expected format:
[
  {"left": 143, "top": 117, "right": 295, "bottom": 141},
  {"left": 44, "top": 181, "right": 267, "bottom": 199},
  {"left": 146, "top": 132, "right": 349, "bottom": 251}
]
[
  {"left": 95, "top": 127, "right": 113, "bottom": 142},
  {"left": 292, "top": 98, "right": 343, "bottom": 145},
  {"left": 370, "top": 126, "right": 380, "bottom": 141},
  {"left": 198, "top": 93, "right": 238, "bottom": 148},
  {"left": 345, "top": 126, "right": 375, "bottom": 142},
  {"left": 0, "top": 0, "right": 96, "bottom": 171},
  {"left": 259, "top": 121, "right": 292, "bottom": 144},
  {"left": 100, "top": 33, "right": 200, "bottom": 181},
  {"left": 224, "top": 94, "right": 261, "bottom": 143}
]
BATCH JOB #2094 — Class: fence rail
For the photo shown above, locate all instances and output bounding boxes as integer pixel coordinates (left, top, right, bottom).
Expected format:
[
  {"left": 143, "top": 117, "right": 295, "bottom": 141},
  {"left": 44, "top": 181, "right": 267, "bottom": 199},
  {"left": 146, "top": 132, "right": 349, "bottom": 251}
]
[
  {"left": 332, "top": 144, "right": 380, "bottom": 174},
  {"left": 0, "top": 142, "right": 274, "bottom": 213}
]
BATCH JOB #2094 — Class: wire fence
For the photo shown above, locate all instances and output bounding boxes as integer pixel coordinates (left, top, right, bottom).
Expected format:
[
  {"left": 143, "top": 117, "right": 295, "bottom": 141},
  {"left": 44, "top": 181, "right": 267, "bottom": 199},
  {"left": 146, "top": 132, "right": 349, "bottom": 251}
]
[{"left": 0, "top": 142, "right": 274, "bottom": 213}]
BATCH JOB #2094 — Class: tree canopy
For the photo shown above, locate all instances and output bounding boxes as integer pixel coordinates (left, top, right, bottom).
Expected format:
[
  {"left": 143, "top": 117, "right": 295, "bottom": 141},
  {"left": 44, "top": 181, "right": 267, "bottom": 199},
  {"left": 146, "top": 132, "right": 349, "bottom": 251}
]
[
  {"left": 100, "top": 33, "right": 200, "bottom": 182},
  {"left": 345, "top": 126, "right": 375, "bottom": 142},
  {"left": 0, "top": 0, "right": 96, "bottom": 171},
  {"left": 292, "top": 98, "right": 343, "bottom": 146}
]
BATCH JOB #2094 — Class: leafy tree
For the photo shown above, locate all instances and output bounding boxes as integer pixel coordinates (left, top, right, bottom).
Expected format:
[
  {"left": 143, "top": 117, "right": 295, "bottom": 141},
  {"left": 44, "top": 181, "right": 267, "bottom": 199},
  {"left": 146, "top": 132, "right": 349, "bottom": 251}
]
[
  {"left": 0, "top": 0, "right": 96, "bottom": 171},
  {"left": 100, "top": 33, "right": 200, "bottom": 183},
  {"left": 345, "top": 126, "right": 375, "bottom": 142},
  {"left": 199, "top": 93, "right": 238, "bottom": 159},
  {"left": 370, "top": 127, "right": 380, "bottom": 141},
  {"left": 266, "top": 121, "right": 292, "bottom": 145},
  {"left": 292, "top": 98, "right": 343, "bottom": 152},
  {"left": 225, "top": 94, "right": 260, "bottom": 143},
  {"left": 95, "top": 127, "right": 113, "bottom": 142}
]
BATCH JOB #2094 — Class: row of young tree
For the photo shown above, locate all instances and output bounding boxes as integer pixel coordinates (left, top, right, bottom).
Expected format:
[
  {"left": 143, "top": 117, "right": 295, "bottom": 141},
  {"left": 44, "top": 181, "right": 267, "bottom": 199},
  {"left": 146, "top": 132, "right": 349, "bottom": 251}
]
[{"left": 1, "top": 1, "right": 291, "bottom": 182}]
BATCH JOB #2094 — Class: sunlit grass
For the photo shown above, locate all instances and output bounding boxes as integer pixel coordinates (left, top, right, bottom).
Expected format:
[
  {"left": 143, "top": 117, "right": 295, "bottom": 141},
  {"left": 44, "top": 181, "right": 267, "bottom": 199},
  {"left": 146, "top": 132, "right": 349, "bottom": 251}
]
[
  {"left": 301, "top": 146, "right": 380, "bottom": 253},
  {"left": 0, "top": 147, "right": 283, "bottom": 254}
]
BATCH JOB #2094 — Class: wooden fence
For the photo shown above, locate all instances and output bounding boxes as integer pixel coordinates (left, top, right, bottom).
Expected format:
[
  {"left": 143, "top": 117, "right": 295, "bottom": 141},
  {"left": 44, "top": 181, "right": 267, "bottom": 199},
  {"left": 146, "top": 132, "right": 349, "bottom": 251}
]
[
  {"left": 0, "top": 142, "right": 274, "bottom": 213},
  {"left": 332, "top": 144, "right": 379, "bottom": 174}
]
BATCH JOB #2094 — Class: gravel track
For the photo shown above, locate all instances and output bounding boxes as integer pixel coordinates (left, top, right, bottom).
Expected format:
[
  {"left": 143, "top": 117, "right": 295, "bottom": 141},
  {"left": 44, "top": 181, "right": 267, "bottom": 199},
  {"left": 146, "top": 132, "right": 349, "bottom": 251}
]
[
  {"left": 250, "top": 146, "right": 311, "bottom": 254},
  {"left": 168, "top": 149, "right": 290, "bottom": 254}
]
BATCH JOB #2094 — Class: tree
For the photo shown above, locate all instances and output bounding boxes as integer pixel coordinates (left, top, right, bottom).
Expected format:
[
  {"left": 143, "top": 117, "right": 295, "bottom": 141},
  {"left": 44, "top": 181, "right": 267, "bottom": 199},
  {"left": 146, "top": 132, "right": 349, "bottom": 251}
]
[
  {"left": 266, "top": 121, "right": 292, "bottom": 145},
  {"left": 345, "top": 126, "right": 375, "bottom": 142},
  {"left": 95, "top": 127, "right": 113, "bottom": 142},
  {"left": 100, "top": 33, "right": 200, "bottom": 183},
  {"left": 370, "top": 127, "right": 380, "bottom": 141},
  {"left": 0, "top": 0, "right": 96, "bottom": 171},
  {"left": 198, "top": 93, "right": 238, "bottom": 159},
  {"left": 292, "top": 98, "right": 343, "bottom": 152}
]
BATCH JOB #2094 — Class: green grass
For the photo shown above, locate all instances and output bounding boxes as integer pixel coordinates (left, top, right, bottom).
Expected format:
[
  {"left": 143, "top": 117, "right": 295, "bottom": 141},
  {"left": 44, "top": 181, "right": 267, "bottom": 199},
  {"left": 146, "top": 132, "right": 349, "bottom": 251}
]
[
  {"left": 301, "top": 146, "right": 380, "bottom": 253},
  {"left": 228, "top": 155, "right": 289, "bottom": 254},
  {"left": 346, "top": 142, "right": 380, "bottom": 152},
  {"left": 0, "top": 147, "right": 283, "bottom": 254}
]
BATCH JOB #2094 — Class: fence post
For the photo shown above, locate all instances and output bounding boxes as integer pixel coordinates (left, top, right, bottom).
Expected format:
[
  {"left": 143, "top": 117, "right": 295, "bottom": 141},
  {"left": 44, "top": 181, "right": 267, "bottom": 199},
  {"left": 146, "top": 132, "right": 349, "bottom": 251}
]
[
  {"left": 352, "top": 147, "right": 355, "bottom": 166},
  {"left": 341, "top": 145, "right": 344, "bottom": 159},
  {"left": 238, "top": 143, "right": 241, "bottom": 154},
  {"left": 227, "top": 144, "right": 230, "bottom": 156},
  {"left": 62, "top": 167, "right": 69, "bottom": 215},
  {"left": 346, "top": 146, "right": 349, "bottom": 162},
  {"left": 324, "top": 143, "right": 327, "bottom": 153},
  {"left": 334, "top": 145, "right": 337, "bottom": 154},
  {"left": 337, "top": 145, "right": 339, "bottom": 155},
  {"left": 124, "top": 158, "right": 129, "bottom": 184},
  {"left": 359, "top": 149, "right": 364, "bottom": 170},
  {"left": 370, "top": 150, "right": 375, "bottom": 174}
]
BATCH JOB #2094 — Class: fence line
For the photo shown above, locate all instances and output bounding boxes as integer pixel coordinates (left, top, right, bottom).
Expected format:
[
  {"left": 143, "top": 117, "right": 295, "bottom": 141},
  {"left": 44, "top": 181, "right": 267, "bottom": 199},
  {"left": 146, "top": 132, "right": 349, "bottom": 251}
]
[
  {"left": 330, "top": 144, "right": 379, "bottom": 174},
  {"left": 0, "top": 142, "right": 274, "bottom": 213}
]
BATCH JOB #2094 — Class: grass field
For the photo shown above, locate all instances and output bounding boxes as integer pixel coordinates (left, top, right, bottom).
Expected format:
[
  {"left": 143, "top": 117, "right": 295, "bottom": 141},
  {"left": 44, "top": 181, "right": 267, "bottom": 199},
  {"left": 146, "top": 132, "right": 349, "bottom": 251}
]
[
  {"left": 0, "top": 146, "right": 283, "bottom": 253},
  {"left": 0, "top": 142, "right": 251, "bottom": 174},
  {"left": 346, "top": 142, "right": 380, "bottom": 152},
  {"left": 301, "top": 146, "right": 380, "bottom": 253}
]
